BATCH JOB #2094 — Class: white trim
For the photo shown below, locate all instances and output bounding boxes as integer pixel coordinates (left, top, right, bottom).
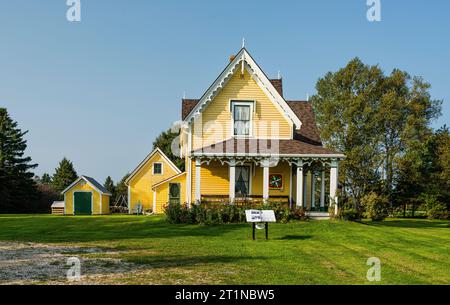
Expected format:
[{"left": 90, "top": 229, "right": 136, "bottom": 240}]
[
  {"left": 61, "top": 176, "right": 112, "bottom": 196},
  {"left": 63, "top": 193, "right": 66, "bottom": 215},
  {"left": 153, "top": 190, "right": 157, "bottom": 213},
  {"left": 73, "top": 190, "right": 93, "bottom": 216},
  {"left": 230, "top": 100, "right": 255, "bottom": 138},
  {"left": 153, "top": 162, "right": 163, "bottom": 175},
  {"left": 127, "top": 185, "right": 131, "bottom": 214},
  {"left": 195, "top": 159, "right": 201, "bottom": 202},
  {"left": 229, "top": 161, "right": 236, "bottom": 202},
  {"left": 262, "top": 165, "right": 269, "bottom": 201},
  {"left": 183, "top": 48, "right": 302, "bottom": 130},
  {"left": 320, "top": 170, "right": 325, "bottom": 208},
  {"left": 289, "top": 165, "right": 293, "bottom": 205},
  {"left": 152, "top": 172, "right": 187, "bottom": 189},
  {"left": 126, "top": 147, "right": 181, "bottom": 185}
]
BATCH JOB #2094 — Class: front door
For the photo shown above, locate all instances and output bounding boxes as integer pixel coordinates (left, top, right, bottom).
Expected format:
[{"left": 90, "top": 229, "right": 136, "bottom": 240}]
[
  {"left": 74, "top": 192, "right": 92, "bottom": 215},
  {"left": 169, "top": 183, "right": 181, "bottom": 205},
  {"left": 235, "top": 166, "right": 250, "bottom": 197}
]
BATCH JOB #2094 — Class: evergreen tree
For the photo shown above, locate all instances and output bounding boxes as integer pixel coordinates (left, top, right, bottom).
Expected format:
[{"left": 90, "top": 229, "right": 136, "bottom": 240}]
[
  {"left": 0, "top": 108, "right": 38, "bottom": 212},
  {"left": 41, "top": 173, "right": 52, "bottom": 185},
  {"left": 104, "top": 176, "right": 116, "bottom": 203},
  {"left": 153, "top": 128, "right": 184, "bottom": 171},
  {"left": 52, "top": 158, "right": 78, "bottom": 193}
]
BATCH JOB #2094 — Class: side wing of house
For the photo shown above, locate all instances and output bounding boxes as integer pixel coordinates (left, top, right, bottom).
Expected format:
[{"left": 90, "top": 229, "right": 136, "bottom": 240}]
[{"left": 126, "top": 148, "right": 181, "bottom": 212}]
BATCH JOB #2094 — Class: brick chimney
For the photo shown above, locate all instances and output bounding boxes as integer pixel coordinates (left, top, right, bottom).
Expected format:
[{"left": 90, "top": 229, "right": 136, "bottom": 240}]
[{"left": 270, "top": 79, "right": 283, "bottom": 97}]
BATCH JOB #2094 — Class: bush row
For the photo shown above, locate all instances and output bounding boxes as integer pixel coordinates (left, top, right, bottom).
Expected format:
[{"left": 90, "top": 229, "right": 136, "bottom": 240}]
[{"left": 164, "top": 202, "right": 306, "bottom": 225}]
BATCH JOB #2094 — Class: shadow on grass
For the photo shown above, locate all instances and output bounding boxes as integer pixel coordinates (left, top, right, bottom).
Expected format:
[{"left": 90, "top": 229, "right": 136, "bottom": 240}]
[
  {"left": 0, "top": 215, "right": 248, "bottom": 243},
  {"left": 364, "top": 219, "right": 449, "bottom": 229},
  {"left": 278, "top": 235, "right": 312, "bottom": 240},
  {"left": 128, "top": 255, "right": 265, "bottom": 269}
]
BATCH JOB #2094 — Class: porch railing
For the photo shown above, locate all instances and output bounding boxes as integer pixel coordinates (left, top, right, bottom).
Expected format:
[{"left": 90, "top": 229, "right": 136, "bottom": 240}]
[{"left": 200, "top": 195, "right": 290, "bottom": 205}]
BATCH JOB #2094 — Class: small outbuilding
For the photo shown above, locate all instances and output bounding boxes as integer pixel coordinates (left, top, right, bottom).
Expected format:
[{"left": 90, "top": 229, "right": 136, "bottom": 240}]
[
  {"left": 62, "top": 176, "right": 111, "bottom": 215},
  {"left": 51, "top": 201, "right": 65, "bottom": 215}
]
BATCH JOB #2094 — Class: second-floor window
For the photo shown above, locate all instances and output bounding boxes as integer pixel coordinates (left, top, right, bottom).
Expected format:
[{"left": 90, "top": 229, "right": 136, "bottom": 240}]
[
  {"left": 232, "top": 101, "right": 253, "bottom": 136},
  {"left": 153, "top": 163, "right": 163, "bottom": 175}
]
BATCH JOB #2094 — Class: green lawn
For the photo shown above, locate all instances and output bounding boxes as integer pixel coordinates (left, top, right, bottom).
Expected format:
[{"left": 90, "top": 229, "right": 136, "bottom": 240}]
[{"left": 0, "top": 215, "right": 448, "bottom": 284}]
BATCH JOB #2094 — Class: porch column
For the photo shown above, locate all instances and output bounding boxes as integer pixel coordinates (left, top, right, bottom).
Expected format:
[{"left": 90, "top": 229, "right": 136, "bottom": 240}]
[
  {"left": 296, "top": 160, "right": 304, "bottom": 207},
  {"left": 311, "top": 172, "right": 316, "bottom": 209},
  {"left": 262, "top": 160, "right": 270, "bottom": 203},
  {"left": 195, "top": 159, "right": 201, "bottom": 203},
  {"left": 330, "top": 160, "right": 339, "bottom": 213},
  {"left": 229, "top": 160, "right": 236, "bottom": 203},
  {"left": 320, "top": 170, "right": 325, "bottom": 210}
]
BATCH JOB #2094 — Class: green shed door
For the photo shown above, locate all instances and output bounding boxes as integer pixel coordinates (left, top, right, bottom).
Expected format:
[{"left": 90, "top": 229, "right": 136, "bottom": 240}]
[{"left": 74, "top": 192, "right": 92, "bottom": 215}]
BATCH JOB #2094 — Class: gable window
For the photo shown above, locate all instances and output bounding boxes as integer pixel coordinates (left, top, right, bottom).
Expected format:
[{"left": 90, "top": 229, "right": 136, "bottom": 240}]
[
  {"left": 231, "top": 101, "right": 254, "bottom": 137},
  {"left": 153, "top": 163, "right": 163, "bottom": 175}
]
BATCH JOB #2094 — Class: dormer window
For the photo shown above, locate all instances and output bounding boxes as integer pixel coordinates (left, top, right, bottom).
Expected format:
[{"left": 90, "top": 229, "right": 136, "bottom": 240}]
[{"left": 231, "top": 101, "right": 254, "bottom": 137}]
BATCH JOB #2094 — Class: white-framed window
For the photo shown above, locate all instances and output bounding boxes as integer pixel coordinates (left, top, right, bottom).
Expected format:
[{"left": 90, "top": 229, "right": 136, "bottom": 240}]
[
  {"left": 231, "top": 100, "right": 254, "bottom": 137},
  {"left": 153, "top": 162, "right": 163, "bottom": 175}
]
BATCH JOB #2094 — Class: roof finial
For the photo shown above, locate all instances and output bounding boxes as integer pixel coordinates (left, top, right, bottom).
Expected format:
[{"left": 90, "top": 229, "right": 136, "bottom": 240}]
[
  {"left": 242, "top": 37, "right": 245, "bottom": 48},
  {"left": 183, "top": 91, "right": 186, "bottom": 99},
  {"left": 306, "top": 93, "right": 310, "bottom": 101},
  {"left": 278, "top": 70, "right": 281, "bottom": 80}
]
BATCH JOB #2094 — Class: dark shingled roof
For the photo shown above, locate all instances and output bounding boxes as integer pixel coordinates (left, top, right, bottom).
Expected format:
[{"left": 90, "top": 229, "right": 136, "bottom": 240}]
[
  {"left": 82, "top": 176, "right": 112, "bottom": 195},
  {"left": 269, "top": 79, "right": 283, "bottom": 96},
  {"left": 193, "top": 138, "right": 340, "bottom": 155}
]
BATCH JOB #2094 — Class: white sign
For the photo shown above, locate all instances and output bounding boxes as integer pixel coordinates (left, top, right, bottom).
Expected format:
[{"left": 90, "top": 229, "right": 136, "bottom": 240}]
[{"left": 245, "top": 210, "right": 276, "bottom": 223}]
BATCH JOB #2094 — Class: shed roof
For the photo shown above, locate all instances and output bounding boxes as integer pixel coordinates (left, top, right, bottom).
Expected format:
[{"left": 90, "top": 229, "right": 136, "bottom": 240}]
[
  {"left": 61, "top": 176, "right": 112, "bottom": 195},
  {"left": 51, "top": 201, "right": 64, "bottom": 208}
]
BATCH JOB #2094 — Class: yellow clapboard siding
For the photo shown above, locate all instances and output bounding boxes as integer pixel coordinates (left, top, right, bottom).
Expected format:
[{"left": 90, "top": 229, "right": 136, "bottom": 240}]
[
  {"left": 64, "top": 181, "right": 103, "bottom": 215},
  {"left": 128, "top": 151, "right": 179, "bottom": 212},
  {"left": 192, "top": 68, "right": 292, "bottom": 150},
  {"left": 190, "top": 159, "right": 293, "bottom": 200},
  {"left": 154, "top": 173, "right": 187, "bottom": 214},
  {"left": 101, "top": 194, "right": 110, "bottom": 214}
]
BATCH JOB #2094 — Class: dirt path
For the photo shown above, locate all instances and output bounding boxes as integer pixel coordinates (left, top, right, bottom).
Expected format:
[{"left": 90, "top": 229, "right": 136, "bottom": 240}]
[{"left": 0, "top": 241, "right": 143, "bottom": 284}]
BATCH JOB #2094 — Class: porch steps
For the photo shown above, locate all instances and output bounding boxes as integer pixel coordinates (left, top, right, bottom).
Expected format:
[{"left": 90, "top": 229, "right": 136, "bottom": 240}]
[{"left": 306, "top": 212, "right": 330, "bottom": 220}]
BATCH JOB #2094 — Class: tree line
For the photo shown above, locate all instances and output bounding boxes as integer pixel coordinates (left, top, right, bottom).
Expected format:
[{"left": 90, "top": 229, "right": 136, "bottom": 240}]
[
  {"left": 311, "top": 58, "right": 449, "bottom": 219},
  {"left": 0, "top": 108, "right": 130, "bottom": 213}
]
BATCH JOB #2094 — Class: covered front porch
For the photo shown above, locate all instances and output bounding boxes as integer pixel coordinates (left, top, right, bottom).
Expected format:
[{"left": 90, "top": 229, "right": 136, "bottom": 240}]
[{"left": 190, "top": 155, "right": 342, "bottom": 213}]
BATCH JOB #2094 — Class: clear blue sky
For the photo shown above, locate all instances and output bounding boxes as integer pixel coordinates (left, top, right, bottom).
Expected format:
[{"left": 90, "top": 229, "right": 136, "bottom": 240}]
[{"left": 1, "top": 0, "right": 449, "bottom": 183}]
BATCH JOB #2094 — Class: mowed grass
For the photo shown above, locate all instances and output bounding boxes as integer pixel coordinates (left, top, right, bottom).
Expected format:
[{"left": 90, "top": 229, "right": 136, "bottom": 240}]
[{"left": 0, "top": 215, "right": 448, "bottom": 284}]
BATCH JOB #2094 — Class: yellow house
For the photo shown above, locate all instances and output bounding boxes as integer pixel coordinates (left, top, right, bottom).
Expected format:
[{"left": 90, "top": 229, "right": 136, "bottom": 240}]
[
  {"left": 128, "top": 48, "right": 345, "bottom": 217},
  {"left": 126, "top": 147, "right": 182, "bottom": 213},
  {"left": 62, "top": 176, "right": 111, "bottom": 215}
]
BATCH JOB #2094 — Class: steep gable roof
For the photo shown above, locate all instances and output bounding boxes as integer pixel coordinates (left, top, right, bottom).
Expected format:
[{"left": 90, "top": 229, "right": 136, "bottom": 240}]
[
  {"left": 182, "top": 48, "right": 302, "bottom": 129},
  {"left": 125, "top": 147, "right": 181, "bottom": 185},
  {"left": 61, "top": 176, "right": 112, "bottom": 195}
]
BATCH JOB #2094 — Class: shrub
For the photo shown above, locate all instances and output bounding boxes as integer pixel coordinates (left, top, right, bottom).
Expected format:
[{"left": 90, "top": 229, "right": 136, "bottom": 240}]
[
  {"left": 422, "top": 194, "right": 449, "bottom": 220},
  {"left": 341, "top": 208, "right": 360, "bottom": 221},
  {"left": 361, "top": 192, "right": 390, "bottom": 221},
  {"left": 164, "top": 201, "right": 306, "bottom": 224}
]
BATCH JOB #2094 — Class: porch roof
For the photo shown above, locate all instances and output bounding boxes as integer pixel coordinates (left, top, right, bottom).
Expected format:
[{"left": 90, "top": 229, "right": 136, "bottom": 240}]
[{"left": 192, "top": 138, "right": 343, "bottom": 157}]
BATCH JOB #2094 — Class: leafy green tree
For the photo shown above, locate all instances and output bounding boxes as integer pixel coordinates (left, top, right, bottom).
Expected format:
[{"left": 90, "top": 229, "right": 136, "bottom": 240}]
[
  {"left": 52, "top": 158, "right": 77, "bottom": 193},
  {"left": 311, "top": 58, "right": 442, "bottom": 208},
  {"left": 153, "top": 128, "right": 184, "bottom": 171},
  {"left": 311, "top": 58, "right": 384, "bottom": 205},
  {"left": 0, "top": 108, "right": 38, "bottom": 212},
  {"left": 104, "top": 176, "right": 116, "bottom": 203},
  {"left": 41, "top": 173, "right": 52, "bottom": 185}
]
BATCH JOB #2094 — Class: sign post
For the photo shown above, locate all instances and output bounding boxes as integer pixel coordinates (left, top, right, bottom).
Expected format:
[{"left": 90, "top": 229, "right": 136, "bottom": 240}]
[{"left": 245, "top": 210, "right": 276, "bottom": 240}]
